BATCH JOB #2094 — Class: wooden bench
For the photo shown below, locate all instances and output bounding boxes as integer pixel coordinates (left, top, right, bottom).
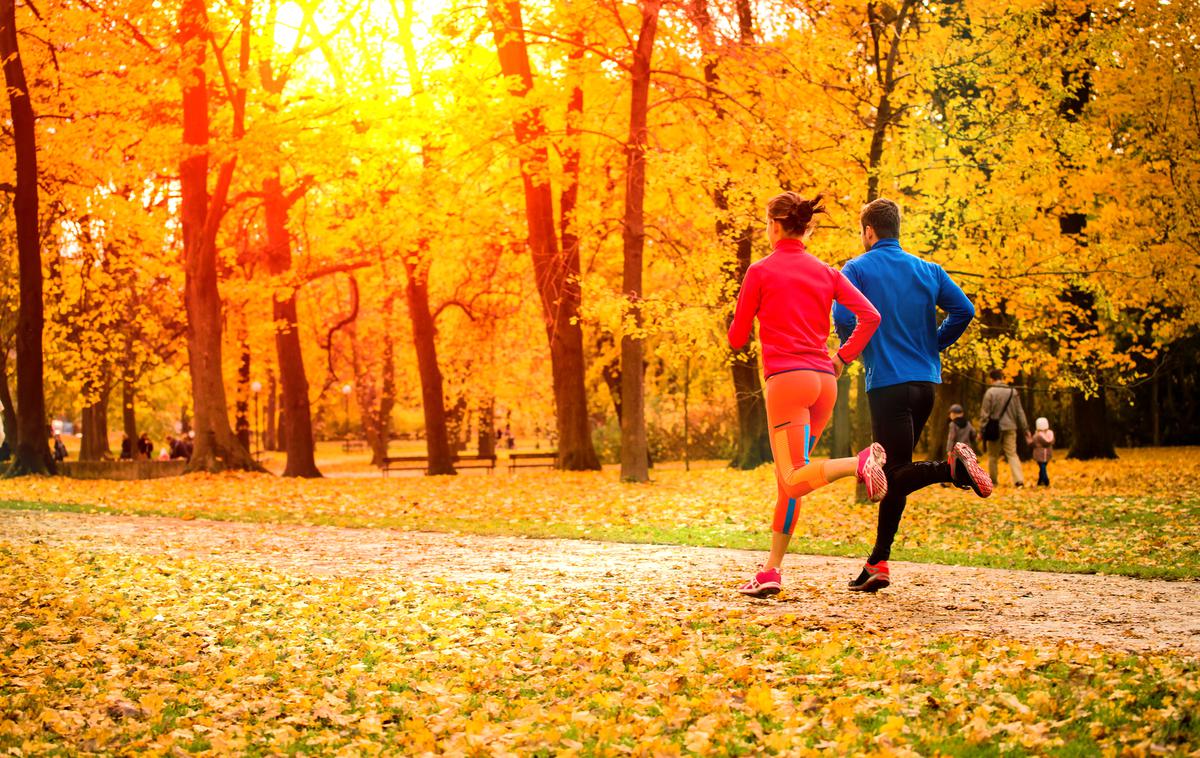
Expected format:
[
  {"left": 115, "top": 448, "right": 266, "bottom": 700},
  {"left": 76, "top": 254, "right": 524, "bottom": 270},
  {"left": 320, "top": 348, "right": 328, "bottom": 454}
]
[
  {"left": 508, "top": 451, "right": 558, "bottom": 471},
  {"left": 379, "top": 453, "right": 497, "bottom": 477},
  {"left": 341, "top": 439, "right": 367, "bottom": 452}
]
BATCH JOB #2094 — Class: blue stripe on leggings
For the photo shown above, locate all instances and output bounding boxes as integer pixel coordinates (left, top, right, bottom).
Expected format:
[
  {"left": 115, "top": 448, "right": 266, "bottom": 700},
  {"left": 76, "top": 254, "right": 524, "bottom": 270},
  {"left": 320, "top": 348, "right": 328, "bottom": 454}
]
[
  {"left": 803, "top": 425, "right": 811, "bottom": 465},
  {"left": 782, "top": 498, "right": 796, "bottom": 534}
]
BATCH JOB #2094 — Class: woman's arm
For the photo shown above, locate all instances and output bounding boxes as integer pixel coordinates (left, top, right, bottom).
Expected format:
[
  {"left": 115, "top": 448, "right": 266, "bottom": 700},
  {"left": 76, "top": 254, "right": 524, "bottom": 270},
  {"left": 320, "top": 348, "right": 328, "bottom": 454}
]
[
  {"left": 833, "top": 272, "right": 880, "bottom": 363},
  {"left": 727, "top": 266, "right": 760, "bottom": 350}
]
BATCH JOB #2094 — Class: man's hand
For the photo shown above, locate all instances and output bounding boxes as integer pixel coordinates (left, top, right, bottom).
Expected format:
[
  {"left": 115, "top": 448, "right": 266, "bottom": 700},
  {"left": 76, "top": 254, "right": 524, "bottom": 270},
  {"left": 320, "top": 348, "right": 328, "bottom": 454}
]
[{"left": 831, "top": 353, "right": 846, "bottom": 378}]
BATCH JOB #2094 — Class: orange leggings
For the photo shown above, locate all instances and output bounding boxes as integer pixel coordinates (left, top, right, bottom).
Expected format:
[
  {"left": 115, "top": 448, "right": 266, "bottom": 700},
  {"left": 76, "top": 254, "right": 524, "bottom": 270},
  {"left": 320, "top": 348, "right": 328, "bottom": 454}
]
[{"left": 765, "top": 370, "right": 838, "bottom": 535}]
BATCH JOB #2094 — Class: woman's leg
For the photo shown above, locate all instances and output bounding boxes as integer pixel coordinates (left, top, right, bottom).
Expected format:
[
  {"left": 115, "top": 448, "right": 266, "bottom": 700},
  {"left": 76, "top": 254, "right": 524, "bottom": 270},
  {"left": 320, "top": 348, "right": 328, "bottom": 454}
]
[
  {"left": 769, "top": 372, "right": 859, "bottom": 500},
  {"left": 761, "top": 372, "right": 853, "bottom": 572}
]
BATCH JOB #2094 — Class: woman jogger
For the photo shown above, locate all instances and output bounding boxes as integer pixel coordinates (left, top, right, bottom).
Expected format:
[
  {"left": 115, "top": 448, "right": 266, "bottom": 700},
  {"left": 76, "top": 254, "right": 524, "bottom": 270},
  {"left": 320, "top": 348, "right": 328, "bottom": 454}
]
[{"left": 728, "top": 192, "right": 885, "bottom": 598}]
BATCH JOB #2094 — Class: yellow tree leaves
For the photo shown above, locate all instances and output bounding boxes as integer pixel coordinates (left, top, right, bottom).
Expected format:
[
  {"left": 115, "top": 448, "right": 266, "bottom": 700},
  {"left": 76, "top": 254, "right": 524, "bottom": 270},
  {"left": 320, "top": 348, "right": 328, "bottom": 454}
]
[{"left": 1, "top": 536, "right": 1197, "bottom": 755}]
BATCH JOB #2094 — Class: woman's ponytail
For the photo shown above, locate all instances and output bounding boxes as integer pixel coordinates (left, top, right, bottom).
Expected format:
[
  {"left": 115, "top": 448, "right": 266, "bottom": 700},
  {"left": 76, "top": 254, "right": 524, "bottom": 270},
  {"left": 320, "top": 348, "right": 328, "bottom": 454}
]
[{"left": 767, "top": 191, "right": 826, "bottom": 236}]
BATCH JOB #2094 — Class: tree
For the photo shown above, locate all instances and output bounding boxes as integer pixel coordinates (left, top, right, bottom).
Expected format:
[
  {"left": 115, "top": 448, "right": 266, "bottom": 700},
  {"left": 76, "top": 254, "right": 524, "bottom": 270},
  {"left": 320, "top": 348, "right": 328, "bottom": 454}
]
[
  {"left": 0, "top": 0, "right": 52, "bottom": 476},
  {"left": 178, "top": 0, "right": 261, "bottom": 472},
  {"left": 488, "top": 0, "right": 600, "bottom": 471},
  {"left": 617, "top": 0, "right": 662, "bottom": 483}
]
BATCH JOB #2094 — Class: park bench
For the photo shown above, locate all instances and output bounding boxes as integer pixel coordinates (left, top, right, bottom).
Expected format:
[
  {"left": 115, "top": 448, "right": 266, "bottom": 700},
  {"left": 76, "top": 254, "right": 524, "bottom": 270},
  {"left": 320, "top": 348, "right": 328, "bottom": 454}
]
[
  {"left": 508, "top": 451, "right": 558, "bottom": 471},
  {"left": 341, "top": 439, "right": 367, "bottom": 452},
  {"left": 379, "top": 453, "right": 497, "bottom": 477}
]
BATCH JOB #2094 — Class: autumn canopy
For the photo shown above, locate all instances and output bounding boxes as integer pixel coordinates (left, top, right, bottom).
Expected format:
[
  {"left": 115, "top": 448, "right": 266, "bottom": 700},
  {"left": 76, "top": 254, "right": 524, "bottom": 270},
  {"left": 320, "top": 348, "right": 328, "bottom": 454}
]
[{"left": 0, "top": 0, "right": 1196, "bottom": 477}]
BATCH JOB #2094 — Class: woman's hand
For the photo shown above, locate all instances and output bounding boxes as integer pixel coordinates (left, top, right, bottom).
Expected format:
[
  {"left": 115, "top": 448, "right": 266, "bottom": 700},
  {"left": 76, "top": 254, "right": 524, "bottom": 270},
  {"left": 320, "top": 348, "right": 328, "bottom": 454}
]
[{"left": 831, "top": 353, "right": 846, "bottom": 378}]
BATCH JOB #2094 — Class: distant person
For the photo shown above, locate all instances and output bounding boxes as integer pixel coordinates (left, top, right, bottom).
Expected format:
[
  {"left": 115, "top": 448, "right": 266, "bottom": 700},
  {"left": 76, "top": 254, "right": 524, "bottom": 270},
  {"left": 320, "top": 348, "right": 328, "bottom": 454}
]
[
  {"left": 183, "top": 431, "right": 195, "bottom": 460},
  {"left": 730, "top": 191, "right": 884, "bottom": 599},
  {"left": 138, "top": 432, "right": 154, "bottom": 460},
  {"left": 1027, "top": 417, "right": 1055, "bottom": 487},
  {"left": 52, "top": 434, "right": 68, "bottom": 462},
  {"left": 119, "top": 434, "right": 133, "bottom": 461},
  {"left": 978, "top": 369, "right": 1029, "bottom": 487},
  {"left": 833, "top": 197, "right": 992, "bottom": 593},
  {"left": 946, "top": 403, "right": 977, "bottom": 454}
]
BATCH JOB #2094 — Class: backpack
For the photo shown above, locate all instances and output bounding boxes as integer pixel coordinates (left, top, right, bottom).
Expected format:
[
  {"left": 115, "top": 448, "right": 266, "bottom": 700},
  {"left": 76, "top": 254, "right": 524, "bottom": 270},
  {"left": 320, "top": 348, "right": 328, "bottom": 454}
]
[{"left": 982, "top": 389, "right": 1015, "bottom": 442}]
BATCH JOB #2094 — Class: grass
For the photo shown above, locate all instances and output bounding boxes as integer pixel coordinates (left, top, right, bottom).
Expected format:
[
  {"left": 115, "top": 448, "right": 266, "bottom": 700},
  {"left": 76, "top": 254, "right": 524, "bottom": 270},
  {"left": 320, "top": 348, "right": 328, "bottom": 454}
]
[{"left": 0, "top": 447, "right": 1198, "bottom": 580}]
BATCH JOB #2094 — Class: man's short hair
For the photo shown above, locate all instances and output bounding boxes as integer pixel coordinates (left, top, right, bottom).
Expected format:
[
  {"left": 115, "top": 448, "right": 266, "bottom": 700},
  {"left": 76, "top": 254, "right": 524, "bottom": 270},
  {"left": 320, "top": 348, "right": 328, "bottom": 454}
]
[
  {"left": 989, "top": 368, "right": 1004, "bottom": 381},
  {"left": 860, "top": 198, "right": 900, "bottom": 239}
]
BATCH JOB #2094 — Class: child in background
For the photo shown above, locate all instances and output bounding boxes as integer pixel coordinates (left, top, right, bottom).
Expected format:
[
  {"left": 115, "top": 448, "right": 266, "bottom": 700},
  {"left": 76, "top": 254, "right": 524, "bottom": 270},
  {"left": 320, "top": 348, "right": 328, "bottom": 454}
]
[
  {"left": 1028, "top": 417, "right": 1055, "bottom": 486},
  {"left": 946, "top": 403, "right": 976, "bottom": 456}
]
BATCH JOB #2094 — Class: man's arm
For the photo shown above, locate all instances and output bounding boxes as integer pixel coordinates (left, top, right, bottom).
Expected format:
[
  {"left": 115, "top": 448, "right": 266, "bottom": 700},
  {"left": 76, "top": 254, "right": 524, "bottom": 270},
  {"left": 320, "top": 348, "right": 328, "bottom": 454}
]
[
  {"left": 832, "top": 261, "right": 861, "bottom": 345},
  {"left": 935, "top": 266, "right": 974, "bottom": 350}
]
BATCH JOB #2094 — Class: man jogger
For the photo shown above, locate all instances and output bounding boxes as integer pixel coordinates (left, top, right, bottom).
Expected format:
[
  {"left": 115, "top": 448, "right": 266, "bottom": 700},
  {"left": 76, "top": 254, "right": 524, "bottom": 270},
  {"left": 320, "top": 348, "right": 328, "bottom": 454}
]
[{"left": 833, "top": 198, "right": 993, "bottom": 592}]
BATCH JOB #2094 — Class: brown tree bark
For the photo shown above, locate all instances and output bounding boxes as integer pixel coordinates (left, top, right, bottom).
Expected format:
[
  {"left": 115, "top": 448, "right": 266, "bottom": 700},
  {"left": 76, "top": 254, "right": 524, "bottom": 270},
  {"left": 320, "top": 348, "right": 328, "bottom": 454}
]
[
  {"left": 122, "top": 377, "right": 138, "bottom": 458},
  {"left": 1, "top": 0, "right": 52, "bottom": 476},
  {"left": 263, "top": 174, "right": 320, "bottom": 477},
  {"left": 79, "top": 385, "right": 111, "bottom": 462},
  {"left": 266, "top": 369, "right": 278, "bottom": 450},
  {"left": 478, "top": 398, "right": 496, "bottom": 457},
  {"left": 236, "top": 318, "right": 251, "bottom": 452},
  {"left": 618, "top": 0, "right": 661, "bottom": 483},
  {"left": 1069, "top": 386, "right": 1117, "bottom": 460},
  {"left": 179, "top": 0, "right": 260, "bottom": 473},
  {"left": 403, "top": 254, "right": 455, "bottom": 476},
  {"left": 488, "top": 0, "right": 600, "bottom": 471},
  {"left": 0, "top": 346, "right": 18, "bottom": 447},
  {"left": 395, "top": 0, "right": 456, "bottom": 476},
  {"left": 833, "top": 0, "right": 917, "bottom": 497},
  {"left": 690, "top": 0, "right": 770, "bottom": 470}
]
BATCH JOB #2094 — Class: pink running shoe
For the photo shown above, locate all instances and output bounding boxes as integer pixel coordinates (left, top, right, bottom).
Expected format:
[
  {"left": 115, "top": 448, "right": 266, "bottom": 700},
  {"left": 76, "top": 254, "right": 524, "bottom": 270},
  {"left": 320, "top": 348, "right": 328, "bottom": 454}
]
[
  {"left": 949, "top": 442, "right": 993, "bottom": 498},
  {"left": 738, "top": 566, "right": 782, "bottom": 597},
  {"left": 856, "top": 442, "right": 888, "bottom": 502}
]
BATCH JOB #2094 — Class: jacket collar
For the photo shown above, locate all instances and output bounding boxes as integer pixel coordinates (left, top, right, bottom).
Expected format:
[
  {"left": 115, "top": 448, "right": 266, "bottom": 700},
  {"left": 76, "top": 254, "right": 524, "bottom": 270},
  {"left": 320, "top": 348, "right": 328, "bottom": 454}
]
[
  {"left": 773, "top": 238, "right": 808, "bottom": 254},
  {"left": 867, "top": 237, "right": 903, "bottom": 254}
]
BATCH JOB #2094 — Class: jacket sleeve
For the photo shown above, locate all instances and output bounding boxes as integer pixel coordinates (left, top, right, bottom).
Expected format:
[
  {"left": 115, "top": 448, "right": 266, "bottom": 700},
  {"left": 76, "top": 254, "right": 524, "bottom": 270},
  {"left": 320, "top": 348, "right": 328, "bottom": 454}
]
[
  {"left": 727, "top": 265, "right": 760, "bottom": 350},
  {"left": 833, "top": 270, "right": 880, "bottom": 363},
  {"left": 935, "top": 266, "right": 975, "bottom": 351},
  {"left": 832, "top": 262, "right": 860, "bottom": 345}
]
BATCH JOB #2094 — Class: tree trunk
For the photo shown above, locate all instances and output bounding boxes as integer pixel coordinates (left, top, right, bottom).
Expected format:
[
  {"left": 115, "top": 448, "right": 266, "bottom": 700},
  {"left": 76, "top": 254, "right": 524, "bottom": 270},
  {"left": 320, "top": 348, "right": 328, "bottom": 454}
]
[
  {"left": 831, "top": 374, "right": 852, "bottom": 458},
  {"left": 926, "top": 370, "right": 965, "bottom": 461},
  {"left": 617, "top": 0, "right": 661, "bottom": 483},
  {"left": 179, "top": 0, "right": 260, "bottom": 473},
  {"left": 690, "top": 0, "right": 770, "bottom": 470},
  {"left": 236, "top": 319, "right": 251, "bottom": 452},
  {"left": 725, "top": 228, "right": 770, "bottom": 469},
  {"left": 1069, "top": 386, "right": 1117, "bottom": 460},
  {"left": 0, "top": 346, "right": 18, "bottom": 446},
  {"left": 79, "top": 385, "right": 111, "bottom": 462},
  {"left": 263, "top": 174, "right": 320, "bottom": 477},
  {"left": 403, "top": 255, "right": 455, "bottom": 475},
  {"left": 1, "top": 0, "right": 51, "bottom": 476},
  {"left": 359, "top": 305, "right": 396, "bottom": 467},
  {"left": 478, "top": 398, "right": 496, "bottom": 457},
  {"left": 488, "top": 0, "right": 600, "bottom": 471},
  {"left": 122, "top": 377, "right": 138, "bottom": 458},
  {"left": 266, "top": 369, "right": 277, "bottom": 450}
]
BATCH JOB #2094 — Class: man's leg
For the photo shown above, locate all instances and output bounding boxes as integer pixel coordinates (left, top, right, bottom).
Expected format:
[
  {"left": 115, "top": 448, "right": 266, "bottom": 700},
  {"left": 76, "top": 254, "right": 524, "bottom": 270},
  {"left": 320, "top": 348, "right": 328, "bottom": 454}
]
[
  {"left": 1003, "top": 430, "right": 1023, "bottom": 486},
  {"left": 865, "top": 382, "right": 940, "bottom": 565}
]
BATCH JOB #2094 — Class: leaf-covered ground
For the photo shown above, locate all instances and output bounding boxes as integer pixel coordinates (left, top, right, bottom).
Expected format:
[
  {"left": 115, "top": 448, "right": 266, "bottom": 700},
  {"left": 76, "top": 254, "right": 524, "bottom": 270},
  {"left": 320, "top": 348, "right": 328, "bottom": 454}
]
[
  {"left": 1, "top": 448, "right": 1197, "bottom": 579},
  {"left": 2, "top": 519, "right": 1198, "bottom": 757}
]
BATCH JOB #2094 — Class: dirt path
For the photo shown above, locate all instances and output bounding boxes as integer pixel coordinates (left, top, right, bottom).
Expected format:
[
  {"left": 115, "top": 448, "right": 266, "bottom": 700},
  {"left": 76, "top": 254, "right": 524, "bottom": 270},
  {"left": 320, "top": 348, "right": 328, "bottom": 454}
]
[{"left": 3, "top": 510, "right": 1197, "bottom": 656}]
